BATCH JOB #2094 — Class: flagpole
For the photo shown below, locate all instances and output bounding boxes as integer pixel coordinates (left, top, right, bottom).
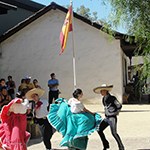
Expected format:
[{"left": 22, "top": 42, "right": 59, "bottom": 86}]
[{"left": 70, "top": 0, "right": 77, "bottom": 90}]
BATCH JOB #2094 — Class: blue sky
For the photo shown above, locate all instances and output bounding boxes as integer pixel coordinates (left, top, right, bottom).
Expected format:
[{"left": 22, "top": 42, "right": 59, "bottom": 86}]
[
  {"left": 32, "top": 0, "right": 111, "bottom": 20},
  {"left": 32, "top": 0, "right": 126, "bottom": 33}
]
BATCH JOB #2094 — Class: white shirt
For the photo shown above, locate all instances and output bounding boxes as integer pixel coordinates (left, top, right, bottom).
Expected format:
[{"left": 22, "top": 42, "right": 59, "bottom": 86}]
[
  {"left": 9, "top": 99, "right": 29, "bottom": 114},
  {"left": 68, "top": 98, "right": 84, "bottom": 113},
  {"left": 35, "top": 99, "right": 48, "bottom": 119}
]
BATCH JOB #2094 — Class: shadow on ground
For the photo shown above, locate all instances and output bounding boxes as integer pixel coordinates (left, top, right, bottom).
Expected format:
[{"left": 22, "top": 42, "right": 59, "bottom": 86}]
[
  {"left": 121, "top": 110, "right": 150, "bottom": 112},
  {"left": 137, "top": 149, "right": 150, "bottom": 150},
  {"left": 28, "top": 138, "right": 42, "bottom": 146}
]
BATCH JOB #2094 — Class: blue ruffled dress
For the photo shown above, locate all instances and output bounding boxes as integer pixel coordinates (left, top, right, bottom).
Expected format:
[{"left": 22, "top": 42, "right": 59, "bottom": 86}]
[{"left": 47, "top": 98, "right": 102, "bottom": 150}]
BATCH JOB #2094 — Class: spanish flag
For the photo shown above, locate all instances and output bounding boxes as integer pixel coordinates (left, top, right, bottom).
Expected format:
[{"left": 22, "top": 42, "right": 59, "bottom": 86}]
[{"left": 59, "top": 5, "right": 73, "bottom": 55}]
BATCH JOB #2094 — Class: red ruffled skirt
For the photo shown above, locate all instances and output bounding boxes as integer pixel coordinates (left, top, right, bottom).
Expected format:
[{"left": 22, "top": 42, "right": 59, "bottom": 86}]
[{"left": 0, "top": 113, "right": 30, "bottom": 150}]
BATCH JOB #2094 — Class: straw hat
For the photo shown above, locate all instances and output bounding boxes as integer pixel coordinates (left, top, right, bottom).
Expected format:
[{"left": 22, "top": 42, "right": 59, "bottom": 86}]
[
  {"left": 93, "top": 84, "right": 113, "bottom": 94},
  {"left": 25, "top": 88, "right": 45, "bottom": 100}
]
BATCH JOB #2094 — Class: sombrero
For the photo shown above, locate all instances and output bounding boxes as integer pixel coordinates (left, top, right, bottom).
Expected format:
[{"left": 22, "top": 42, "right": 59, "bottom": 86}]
[
  {"left": 93, "top": 84, "right": 113, "bottom": 94},
  {"left": 25, "top": 88, "right": 45, "bottom": 100}
]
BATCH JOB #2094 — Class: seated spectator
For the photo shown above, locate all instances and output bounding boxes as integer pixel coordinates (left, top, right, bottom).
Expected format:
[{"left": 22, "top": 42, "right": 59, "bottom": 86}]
[
  {"left": 0, "top": 78, "right": 7, "bottom": 91},
  {"left": 0, "top": 87, "right": 11, "bottom": 110},
  {"left": 18, "top": 78, "right": 27, "bottom": 92},
  {"left": 33, "top": 79, "right": 41, "bottom": 88},
  {"left": 25, "top": 76, "right": 34, "bottom": 90},
  {"left": 6, "top": 76, "right": 16, "bottom": 99}
]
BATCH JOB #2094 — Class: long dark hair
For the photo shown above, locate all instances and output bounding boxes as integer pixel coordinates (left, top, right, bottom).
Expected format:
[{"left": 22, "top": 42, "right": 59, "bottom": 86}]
[
  {"left": 16, "top": 88, "right": 28, "bottom": 98},
  {"left": 73, "top": 88, "right": 83, "bottom": 99}
]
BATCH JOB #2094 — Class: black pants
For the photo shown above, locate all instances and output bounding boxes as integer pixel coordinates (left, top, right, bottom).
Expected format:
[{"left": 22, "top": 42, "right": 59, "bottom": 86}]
[
  {"left": 48, "top": 90, "right": 59, "bottom": 105},
  {"left": 97, "top": 117, "right": 124, "bottom": 150},
  {"left": 37, "top": 118, "right": 53, "bottom": 149}
]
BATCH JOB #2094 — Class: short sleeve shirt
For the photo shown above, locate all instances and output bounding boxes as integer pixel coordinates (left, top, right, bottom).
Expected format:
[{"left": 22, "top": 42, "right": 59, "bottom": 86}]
[
  {"left": 48, "top": 79, "right": 59, "bottom": 91},
  {"left": 68, "top": 98, "right": 84, "bottom": 113},
  {"left": 9, "top": 99, "right": 29, "bottom": 114}
]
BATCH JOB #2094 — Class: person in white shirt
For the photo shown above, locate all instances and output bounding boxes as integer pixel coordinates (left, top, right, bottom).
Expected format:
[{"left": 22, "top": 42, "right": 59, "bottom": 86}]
[
  {"left": 68, "top": 88, "right": 95, "bottom": 115},
  {"left": 47, "top": 88, "right": 102, "bottom": 150},
  {"left": 25, "top": 88, "right": 53, "bottom": 150},
  {"left": 67, "top": 88, "right": 95, "bottom": 150},
  {"left": 9, "top": 98, "right": 29, "bottom": 114}
]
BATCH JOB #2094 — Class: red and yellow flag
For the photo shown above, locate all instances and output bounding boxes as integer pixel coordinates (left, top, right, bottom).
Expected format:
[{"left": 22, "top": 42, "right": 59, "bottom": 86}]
[{"left": 59, "top": 5, "right": 73, "bottom": 55}]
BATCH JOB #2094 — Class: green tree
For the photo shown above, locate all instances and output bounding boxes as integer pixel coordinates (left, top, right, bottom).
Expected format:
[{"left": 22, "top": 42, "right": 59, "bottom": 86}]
[
  {"left": 76, "top": 5, "right": 91, "bottom": 19},
  {"left": 104, "top": 0, "right": 150, "bottom": 89},
  {"left": 76, "top": 5, "right": 98, "bottom": 22}
]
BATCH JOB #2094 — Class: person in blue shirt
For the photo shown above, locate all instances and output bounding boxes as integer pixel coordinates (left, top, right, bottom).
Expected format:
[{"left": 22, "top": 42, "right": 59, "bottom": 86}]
[{"left": 48, "top": 73, "right": 59, "bottom": 107}]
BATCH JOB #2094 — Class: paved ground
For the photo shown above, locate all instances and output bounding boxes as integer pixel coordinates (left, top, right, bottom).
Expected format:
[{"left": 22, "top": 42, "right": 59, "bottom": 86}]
[{"left": 27, "top": 103, "right": 150, "bottom": 150}]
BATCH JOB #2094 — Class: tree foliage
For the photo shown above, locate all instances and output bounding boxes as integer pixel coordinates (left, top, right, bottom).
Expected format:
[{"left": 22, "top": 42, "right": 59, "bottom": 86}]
[
  {"left": 75, "top": 2, "right": 150, "bottom": 86},
  {"left": 104, "top": 0, "right": 150, "bottom": 83},
  {"left": 76, "top": 5, "right": 98, "bottom": 22}
]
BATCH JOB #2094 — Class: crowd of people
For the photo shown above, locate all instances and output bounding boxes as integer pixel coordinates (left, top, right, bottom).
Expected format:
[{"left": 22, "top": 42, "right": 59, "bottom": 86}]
[
  {"left": 0, "top": 73, "right": 125, "bottom": 150},
  {"left": 0, "top": 75, "right": 41, "bottom": 110}
]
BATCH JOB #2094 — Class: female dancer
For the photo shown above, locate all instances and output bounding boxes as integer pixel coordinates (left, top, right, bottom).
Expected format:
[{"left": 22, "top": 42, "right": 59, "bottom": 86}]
[
  {"left": 47, "top": 88, "right": 102, "bottom": 150},
  {"left": 0, "top": 91, "right": 30, "bottom": 150}
]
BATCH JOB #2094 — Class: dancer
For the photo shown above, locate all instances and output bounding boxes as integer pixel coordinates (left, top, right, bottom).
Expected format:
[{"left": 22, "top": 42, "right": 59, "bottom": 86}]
[
  {"left": 47, "top": 88, "right": 102, "bottom": 150},
  {"left": 93, "top": 84, "right": 124, "bottom": 150},
  {"left": 25, "top": 88, "right": 54, "bottom": 150},
  {"left": 0, "top": 93, "right": 30, "bottom": 150}
]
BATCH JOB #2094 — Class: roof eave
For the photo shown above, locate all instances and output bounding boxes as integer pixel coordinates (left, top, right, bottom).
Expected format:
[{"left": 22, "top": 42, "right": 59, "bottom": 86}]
[
  {"left": 0, "top": 1, "right": 17, "bottom": 10},
  {"left": 0, "top": 2, "right": 138, "bottom": 58}
]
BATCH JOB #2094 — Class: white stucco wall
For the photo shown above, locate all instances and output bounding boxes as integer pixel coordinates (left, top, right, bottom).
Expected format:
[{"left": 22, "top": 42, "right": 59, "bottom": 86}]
[{"left": 0, "top": 9, "right": 123, "bottom": 103}]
